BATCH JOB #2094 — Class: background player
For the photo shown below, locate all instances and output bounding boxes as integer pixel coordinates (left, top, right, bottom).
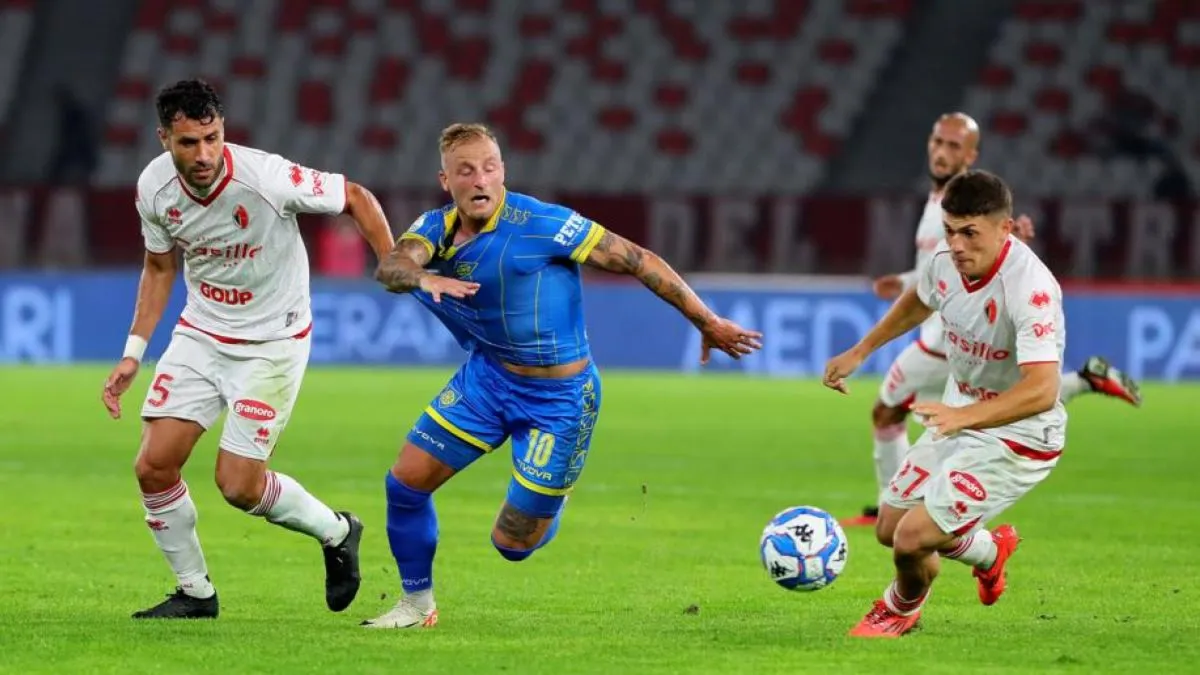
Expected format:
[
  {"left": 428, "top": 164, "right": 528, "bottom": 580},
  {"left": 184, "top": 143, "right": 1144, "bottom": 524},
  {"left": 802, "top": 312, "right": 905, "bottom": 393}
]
[
  {"left": 100, "top": 79, "right": 397, "bottom": 619},
  {"left": 362, "top": 123, "right": 762, "bottom": 629},
  {"left": 844, "top": 112, "right": 1142, "bottom": 528},
  {"left": 824, "top": 169, "right": 1068, "bottom": 637}
]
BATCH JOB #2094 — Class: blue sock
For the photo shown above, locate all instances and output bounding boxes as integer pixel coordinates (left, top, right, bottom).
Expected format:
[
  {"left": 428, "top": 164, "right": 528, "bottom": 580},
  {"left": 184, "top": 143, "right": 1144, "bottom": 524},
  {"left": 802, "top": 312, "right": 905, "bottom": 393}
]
[
  {"left": 385, "top": 472, "right": 437, "bottom": 593},
  {"left": 532, "top": 507, "right": 562, "bottom": 551}
]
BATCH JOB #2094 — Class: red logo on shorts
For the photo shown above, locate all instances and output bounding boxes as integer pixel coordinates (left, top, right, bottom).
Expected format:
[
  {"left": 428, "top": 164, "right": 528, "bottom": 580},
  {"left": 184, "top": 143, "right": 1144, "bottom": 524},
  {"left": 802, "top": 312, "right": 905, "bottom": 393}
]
[
  {"left": 949, "top": 471, "right": 987, "bottom": 501},
  {"left": 233, "top": 399, "right": 276, "bottom": 421}
]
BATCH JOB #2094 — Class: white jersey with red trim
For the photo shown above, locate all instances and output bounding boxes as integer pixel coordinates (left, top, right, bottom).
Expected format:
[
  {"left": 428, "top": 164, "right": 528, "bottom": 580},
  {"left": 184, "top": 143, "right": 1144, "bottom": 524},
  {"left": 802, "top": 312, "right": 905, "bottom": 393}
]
[
  {"left": 899, "top": 192, "right": 947, "bottom": 351},
  {"left": 134, "top": 143, "right": 347, "bottom": 341},
  {"left": 916, "top": 236, "right": 1067, "bottom": 451}
]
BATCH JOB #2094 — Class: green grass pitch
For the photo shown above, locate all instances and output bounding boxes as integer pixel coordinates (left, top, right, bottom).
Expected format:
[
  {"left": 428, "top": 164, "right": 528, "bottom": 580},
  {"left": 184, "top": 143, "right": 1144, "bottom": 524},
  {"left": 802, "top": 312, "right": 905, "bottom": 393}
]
[{"left": 1, "top": 365, "right": 1197, "bottom": 674}]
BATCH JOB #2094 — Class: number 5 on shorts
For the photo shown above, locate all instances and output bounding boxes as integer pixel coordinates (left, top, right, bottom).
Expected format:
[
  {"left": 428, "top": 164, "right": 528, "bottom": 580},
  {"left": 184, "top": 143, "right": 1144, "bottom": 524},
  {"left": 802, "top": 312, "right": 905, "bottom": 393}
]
[
  {"left": 890, "top": 461, "right": 930, "bottom": 500},
  {"left": 147, "top": 373, "right": 174, "bottom": 408}
]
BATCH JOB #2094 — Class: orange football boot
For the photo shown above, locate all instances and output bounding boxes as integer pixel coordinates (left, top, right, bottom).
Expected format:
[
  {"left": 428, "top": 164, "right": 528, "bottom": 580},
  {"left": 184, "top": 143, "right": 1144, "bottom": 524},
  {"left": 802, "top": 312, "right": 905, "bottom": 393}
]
[
  {"left": 973, "top": 524, "right": 1021, "bottom": 606},
  {"left": 848, "top": 600, "right": 921, "bottom": 638}
]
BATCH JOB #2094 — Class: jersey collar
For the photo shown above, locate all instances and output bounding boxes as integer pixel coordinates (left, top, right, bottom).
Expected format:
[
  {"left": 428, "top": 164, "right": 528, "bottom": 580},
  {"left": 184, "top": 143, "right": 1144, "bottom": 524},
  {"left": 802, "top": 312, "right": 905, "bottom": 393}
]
[
  {"left": 440, "top": 189, "right": 507, "bottom": 258},
  {"left": 961, "top": 236, "right": 1012, "bottom": 293},
  {"left": 178, "top": 146, "right": 234, "bottom": 207}
]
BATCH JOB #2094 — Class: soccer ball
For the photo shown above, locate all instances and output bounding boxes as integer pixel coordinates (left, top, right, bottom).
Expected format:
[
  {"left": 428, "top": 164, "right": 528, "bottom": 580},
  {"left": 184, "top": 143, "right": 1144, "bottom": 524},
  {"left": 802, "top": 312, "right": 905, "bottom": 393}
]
[{"left": 759, "top": 505, "right": 849, "bottom": 591}]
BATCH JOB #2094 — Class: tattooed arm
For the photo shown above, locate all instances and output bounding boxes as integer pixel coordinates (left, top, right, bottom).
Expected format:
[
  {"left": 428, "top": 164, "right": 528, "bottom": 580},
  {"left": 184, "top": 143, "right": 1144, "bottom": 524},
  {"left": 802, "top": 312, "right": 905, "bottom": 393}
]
[
  {"left": 375, "top": 237, "right": 480, "bottom": 301},
  {"left": 375, "top": 237, "right": 433, "bottom": 292},
  {"left": 583, "top": 230, "right": 716, "bottom": 330}
]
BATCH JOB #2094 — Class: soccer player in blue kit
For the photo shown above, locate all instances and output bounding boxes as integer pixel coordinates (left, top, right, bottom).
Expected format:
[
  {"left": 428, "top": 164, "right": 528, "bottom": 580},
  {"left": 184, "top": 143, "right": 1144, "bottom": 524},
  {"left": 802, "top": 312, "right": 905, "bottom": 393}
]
[{"left": 362, "top": 123, "right": 763, "bottom": 628}]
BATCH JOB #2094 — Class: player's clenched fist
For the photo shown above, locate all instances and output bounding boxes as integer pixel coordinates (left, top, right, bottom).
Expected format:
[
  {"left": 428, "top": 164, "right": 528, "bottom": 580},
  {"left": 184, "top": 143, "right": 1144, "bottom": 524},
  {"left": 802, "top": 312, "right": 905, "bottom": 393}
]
[
  {"left": 418, "top": 274, "right": 480, "bottom": 303},
  {"left": 102, "top": 357, "right": 140, "bottom": 419},
  {"left": 700, "top": 317, "right": 763, "bottom": 364},
  {"left": 823, "top": 347, "right": 867, "bottom": 394}
]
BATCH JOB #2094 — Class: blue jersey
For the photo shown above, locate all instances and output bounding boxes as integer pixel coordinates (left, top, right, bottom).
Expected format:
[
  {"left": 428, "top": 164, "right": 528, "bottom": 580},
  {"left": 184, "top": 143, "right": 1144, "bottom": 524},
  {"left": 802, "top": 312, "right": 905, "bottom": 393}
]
[{"left": 398, "top": 190, "right": 607, "bottom": 367}]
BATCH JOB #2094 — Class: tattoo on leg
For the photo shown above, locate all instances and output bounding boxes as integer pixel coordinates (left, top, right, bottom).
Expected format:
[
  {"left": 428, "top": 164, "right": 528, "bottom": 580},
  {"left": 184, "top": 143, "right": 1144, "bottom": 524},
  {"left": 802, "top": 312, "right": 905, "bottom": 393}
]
[{"left": 496, "top": 502, "right": 540, "bottom": 543}]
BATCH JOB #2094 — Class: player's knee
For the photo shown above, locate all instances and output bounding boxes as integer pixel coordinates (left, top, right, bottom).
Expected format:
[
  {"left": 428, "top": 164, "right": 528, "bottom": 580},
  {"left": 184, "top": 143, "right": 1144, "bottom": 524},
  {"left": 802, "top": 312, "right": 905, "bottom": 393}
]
[
  {"left": 392, "top": 443, "right": 456, "bottom": 493},
  {"left": 133, "top": 444, "right": 182, "bottom": 493},
  {"left": 385, "top": 471, "right": 432, "bottom": 511},
  {"left": 875, "top": 520, "right": 896, "bottom": 548},
  {"left": 214, "top": 469, "right": 261, "bottom": 511},
  {"left": 891, "top": 518, "right": 933, "bottom": 560},
  {"left": 872, "top": 400, "right": 908, "bottom": 428}
]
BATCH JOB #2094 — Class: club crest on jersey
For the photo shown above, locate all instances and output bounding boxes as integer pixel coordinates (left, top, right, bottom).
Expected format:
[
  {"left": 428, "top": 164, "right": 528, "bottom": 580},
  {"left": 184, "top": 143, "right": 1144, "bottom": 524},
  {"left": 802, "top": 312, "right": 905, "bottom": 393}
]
[
  {"left": 289, "top": 164, "right": 303, "bottom": 187},
  {"left": 454, "top": 262, "right": 478, "bottom": 279},
  {"left": 166, "top": 207, "right": 183, "bottom": 225},
  {"left": 1029, "top": 290, "right": 1051, "bottom": 309},
  {"left": 233, "top": 204, "right": 249, "bottom": 229},
  {"left": 936, "top": 279, "right": 948, "bottom": 297},
  {"left": 984, "top": 298, "right": 998, "bottom": 324}
]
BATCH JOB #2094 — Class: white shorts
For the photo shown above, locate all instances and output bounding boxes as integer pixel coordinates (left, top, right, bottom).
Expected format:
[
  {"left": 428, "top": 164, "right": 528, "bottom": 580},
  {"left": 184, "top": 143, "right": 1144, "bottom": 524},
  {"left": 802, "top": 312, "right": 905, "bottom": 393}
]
[
  {"left": 140, "top": 322, "right": 311, "bottom": 460},
  {"left": 878, "top": 339, "right": 950, "bottom": 408},
  {"left": 881, "top": 430, "right": 1061, "bottom": 536}
]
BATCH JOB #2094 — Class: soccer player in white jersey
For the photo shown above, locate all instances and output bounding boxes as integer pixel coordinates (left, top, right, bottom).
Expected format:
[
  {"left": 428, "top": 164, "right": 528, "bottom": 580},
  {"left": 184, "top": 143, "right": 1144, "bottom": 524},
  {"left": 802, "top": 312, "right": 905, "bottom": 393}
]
[
  {"left": 842, "top": 112, "right": 1142, "bottom": 528},
  {"left": 824, "top": 170, "right": 1069, "bottom": 637},
  {"left": 99, "top": 79, "right": 397, "bottom": 619}
]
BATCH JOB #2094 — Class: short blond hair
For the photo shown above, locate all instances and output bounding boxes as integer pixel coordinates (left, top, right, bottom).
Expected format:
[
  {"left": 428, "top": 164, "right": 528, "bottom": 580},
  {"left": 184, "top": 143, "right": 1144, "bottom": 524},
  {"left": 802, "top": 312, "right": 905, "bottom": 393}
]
[{"left": 439, "top": 123, "right": 498, "bottom": 154}]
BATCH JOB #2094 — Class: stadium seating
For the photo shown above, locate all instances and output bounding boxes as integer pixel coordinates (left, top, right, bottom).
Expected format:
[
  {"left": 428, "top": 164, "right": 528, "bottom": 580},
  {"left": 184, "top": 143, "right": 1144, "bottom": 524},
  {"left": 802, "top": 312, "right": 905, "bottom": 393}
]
[
  {"left": 959, "top": 0, "right": 1199, "bottom": 198},
  {"left": 0, "top": 0, "right": 36, "bottom": 140},
  {"left": 97, "top": 0, "right": 912, "bottom": 192}
]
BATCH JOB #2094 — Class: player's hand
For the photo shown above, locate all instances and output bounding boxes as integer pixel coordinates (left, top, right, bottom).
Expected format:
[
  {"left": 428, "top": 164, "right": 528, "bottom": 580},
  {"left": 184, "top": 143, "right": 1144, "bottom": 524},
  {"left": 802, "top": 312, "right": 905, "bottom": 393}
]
[
  {"left": 699, "top": 317, "right": 763, "bottom": 365},
  {"left": 1013, "top": 214, "right": 1036, "bottom": 243},
  {"left": 102, "top": 357, "right": 140, "bottom": 420},
  {"left": 418, "top": 273, "right": 480, "bottom": 303},
  {"left": 911, "top": 402, "right": 973, "bottom": 438},
  {"left": 822, "top": 347, "right": 867, "bottom": 394},
  {"left": 872, "top": 274, "right": 905, "bottom": 300}
]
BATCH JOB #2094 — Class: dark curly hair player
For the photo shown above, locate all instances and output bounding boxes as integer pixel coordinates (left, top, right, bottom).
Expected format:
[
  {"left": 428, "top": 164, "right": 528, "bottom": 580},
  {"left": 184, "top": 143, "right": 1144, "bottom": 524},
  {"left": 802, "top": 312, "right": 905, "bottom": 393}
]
[{"left": 101, "top": 78, "right": 398, "bottom": 620}]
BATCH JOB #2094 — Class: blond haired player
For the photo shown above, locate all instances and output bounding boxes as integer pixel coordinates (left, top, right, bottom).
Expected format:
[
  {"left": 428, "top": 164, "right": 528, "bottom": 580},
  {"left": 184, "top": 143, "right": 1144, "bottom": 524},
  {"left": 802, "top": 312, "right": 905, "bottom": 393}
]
[
  {"left": 844, "top": 113, "right": 1142, "bottom": 528},
  {"left": 825, "top": 170, "right": 1070, "bottom": 637},
  {"left": 100, "top": 80, "right": 396, "bottom": 619}
]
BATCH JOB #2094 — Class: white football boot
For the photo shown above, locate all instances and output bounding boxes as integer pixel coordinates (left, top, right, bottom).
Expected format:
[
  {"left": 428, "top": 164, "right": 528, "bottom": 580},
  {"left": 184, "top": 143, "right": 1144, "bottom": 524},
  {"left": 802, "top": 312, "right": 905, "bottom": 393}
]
[{"left": 361, "top": 593, "right": 438, "bottom": 629}]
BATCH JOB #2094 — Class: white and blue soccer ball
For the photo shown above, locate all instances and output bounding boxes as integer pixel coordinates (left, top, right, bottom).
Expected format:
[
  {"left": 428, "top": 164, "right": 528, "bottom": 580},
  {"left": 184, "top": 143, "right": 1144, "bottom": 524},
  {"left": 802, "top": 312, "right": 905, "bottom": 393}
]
[{"left": 759, "top": 505, "right": 848, "bottom": 592}]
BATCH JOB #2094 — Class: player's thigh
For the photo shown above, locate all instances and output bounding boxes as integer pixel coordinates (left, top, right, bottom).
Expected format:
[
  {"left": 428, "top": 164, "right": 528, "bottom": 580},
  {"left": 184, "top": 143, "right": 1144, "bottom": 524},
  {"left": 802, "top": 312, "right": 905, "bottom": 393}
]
[
  {"left": 136, "top": 332, "right": 222, "bottom": 487},
  {"left": 507, "top": 365, "right": 602, "bottom": 518},
  {"left": 405, "top": 355, "right": 508, "bottom": 477},
  {"left": 216, "top": 336, "right": 310, "bottom": 462},
  {"left": 140, "top": 331, "right": 224, "bottom": 431},
  {"left": 923, "top": 432, "right": 1058, "bottom": 537},
  {"left": 878, "top": 341, "right": 949, "bottom": 408},
  {"left": 880, "top": 430, "right": 943, "bottom": 510}
]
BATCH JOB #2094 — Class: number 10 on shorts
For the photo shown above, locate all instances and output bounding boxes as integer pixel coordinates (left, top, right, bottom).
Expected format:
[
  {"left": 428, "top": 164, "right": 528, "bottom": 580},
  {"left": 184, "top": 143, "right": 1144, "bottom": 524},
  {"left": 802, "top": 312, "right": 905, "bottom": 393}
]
[{"left": 524, "top": 429, "right": 556, "bottom": 468}]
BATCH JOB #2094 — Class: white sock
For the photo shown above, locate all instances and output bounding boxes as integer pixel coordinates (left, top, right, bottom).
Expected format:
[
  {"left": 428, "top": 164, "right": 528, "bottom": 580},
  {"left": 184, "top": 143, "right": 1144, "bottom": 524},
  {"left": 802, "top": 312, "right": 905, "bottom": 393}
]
[
  {"left": 248, "top": 471, "right": 350, "bottom": 547},
  {"left": 941, "top": 530, "right": 998, "bottom": 570},
  {"left": 1059, "top": 371, "right": 1091, "bottom": 403},
  {"left": 142, "top": 480, "right": 215, "bottom": 599},
  {"left": 883, "top": 580, "right": 928, "bottom": 617},
  {"left": 405, "top": 588, "right": 435, "bottom": 610},
  {"left": 873, "top": 423, "right": 910, "bottom": 494}
]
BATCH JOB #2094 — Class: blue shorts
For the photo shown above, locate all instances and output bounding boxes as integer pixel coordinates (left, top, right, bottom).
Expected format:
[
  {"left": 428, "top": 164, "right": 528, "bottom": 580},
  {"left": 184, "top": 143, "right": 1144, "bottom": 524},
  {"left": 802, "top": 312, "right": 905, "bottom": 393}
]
[{"left": 407, "top": 350, "right": 602, "bottom": 518}]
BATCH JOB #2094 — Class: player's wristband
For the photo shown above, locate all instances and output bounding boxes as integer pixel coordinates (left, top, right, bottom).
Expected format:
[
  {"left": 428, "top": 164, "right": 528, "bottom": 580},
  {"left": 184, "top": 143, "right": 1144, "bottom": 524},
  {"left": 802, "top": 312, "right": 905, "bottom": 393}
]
[{"left": 123, "top": 335, "right": 148, "bottom": 363}]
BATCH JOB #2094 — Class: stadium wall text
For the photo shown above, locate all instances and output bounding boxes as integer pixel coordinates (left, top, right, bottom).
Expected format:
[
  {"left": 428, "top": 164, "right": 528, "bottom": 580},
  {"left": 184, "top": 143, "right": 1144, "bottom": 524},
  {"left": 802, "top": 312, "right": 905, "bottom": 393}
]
[
  {"left": 2, "top": 187, "right": 1199, "bottom": 279},
  {"left": 1, "top": 273, "right": 1198, "bottom": 381}
]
